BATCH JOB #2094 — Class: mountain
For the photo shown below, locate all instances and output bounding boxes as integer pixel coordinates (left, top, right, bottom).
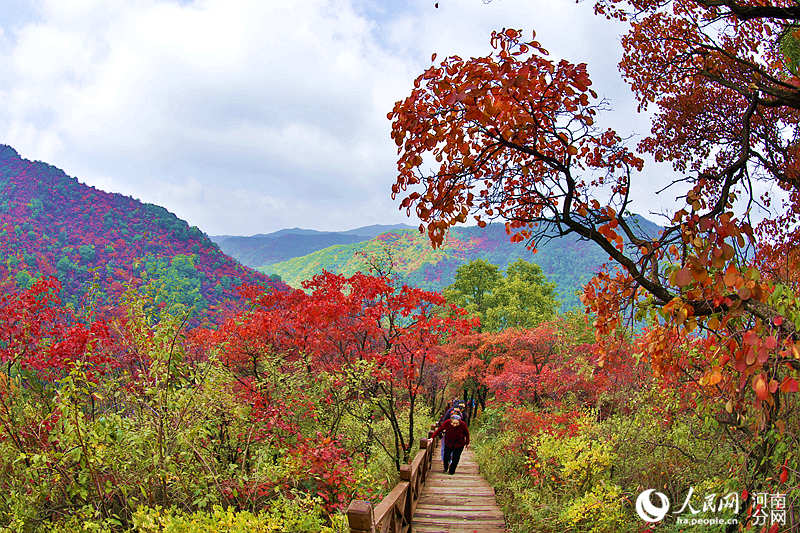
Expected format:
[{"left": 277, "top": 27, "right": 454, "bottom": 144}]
[
  {"left": 338, "top": 224, "right": 416, "bottom": 236},
  {"left": 0, "top": 145, "right": 280, "bottom": 320},
  {"left": 210, "top": 223, "right": 415, "bottom": 267},
  {"left": 255, "top": 217, "right": 662, "bottom": 311}
]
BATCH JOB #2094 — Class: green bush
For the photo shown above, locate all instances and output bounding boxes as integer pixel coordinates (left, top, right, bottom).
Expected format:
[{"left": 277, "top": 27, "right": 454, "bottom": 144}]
[
  {"left": 535, "top": 430, "right": 616, "bottom": 494},
  {"left": 559, "top": 483, "right": 627, "bottom": 533},
  {"left": 131, "top": 495, "right": 334, "bottom": 533}
]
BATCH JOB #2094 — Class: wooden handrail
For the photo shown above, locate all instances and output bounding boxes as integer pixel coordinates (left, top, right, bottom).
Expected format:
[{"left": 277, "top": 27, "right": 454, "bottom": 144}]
[{"left": 347, "top": 425, "right": 439, "bottom": 533}]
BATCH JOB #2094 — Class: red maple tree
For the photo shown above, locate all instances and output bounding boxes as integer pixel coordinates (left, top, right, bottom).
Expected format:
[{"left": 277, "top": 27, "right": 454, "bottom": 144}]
[{"left": 205, "top": 271, "right": 475, "bottom": 468}]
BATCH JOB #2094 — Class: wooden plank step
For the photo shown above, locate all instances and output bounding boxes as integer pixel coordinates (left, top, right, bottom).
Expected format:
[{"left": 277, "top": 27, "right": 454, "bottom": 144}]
[
  {"left": 416, "top": 502, "right": 502, "bottom": 509},
  {"left": 411, "top": 525, "right": 506, "bottom": 533},
  {"left": 425, "top": 480, "right": 486, "bottom": 484},
  {"left": 418, "top": 495, "right": 498, "bottom": 501},
  {"left": 423, "top": 485, "right": 494, "bottom": 492},
  {"left": 427, "top": 478, "right": 486, "bottom": 482},
  {"left": 419, "top": 495, "right": 497, "bottom": 507},
  {"left": 426, "top": 474, "right": 484, "bottom": 478},
  {"left": 423, "top": 484, "right": 491, "bottom": 489},
  {"left": 414, "top": 509, "right": 503, "bottom": 522},
  {"left": 421, "top": 491, "right": 496, "bottom": 498},
  {"left": 425, "top": 480, "right": 490, "bottom": 484},
  {"left": 413, "top": 517, "right": 506, "bottom": 531},
  {"left": 416, "top": 504, "right": 501, "bottom": 510}
]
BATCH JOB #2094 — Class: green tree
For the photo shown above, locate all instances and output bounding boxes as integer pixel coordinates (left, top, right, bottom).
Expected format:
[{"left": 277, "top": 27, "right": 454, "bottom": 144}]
[
  {"left": 443, "top": 259, "right": 500, "bottom": 326},
  {"left": 483, "top": 260, "right": 558, "bottom": 331},
  {"left": 14, "top": 270, "right": 33, "bottom": 290},
  {"left": 780, "top": 26, "right": 800, "bottom": 75},
  {"left": 56, "top": 255, "right": 75, "bottom": 274},
  {"left": 444, "top": 259, "right": 558, "bottom": 331},
  {"left": 78, "top": 244, "right": 96, "bottom": 261},
  {"left": 141, "top": 254, "right": 206, "bottom": 311}
]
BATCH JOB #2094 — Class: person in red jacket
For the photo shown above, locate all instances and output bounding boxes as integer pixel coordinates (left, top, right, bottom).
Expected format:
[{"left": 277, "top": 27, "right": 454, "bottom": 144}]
[{"left": 431, "top": 414, "right": 470, "bottom": 475}]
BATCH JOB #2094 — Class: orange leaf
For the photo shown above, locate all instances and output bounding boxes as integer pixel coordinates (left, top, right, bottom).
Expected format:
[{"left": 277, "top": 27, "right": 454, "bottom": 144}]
[
  {"left": 723, "top": 263, "right": 739, "bottom": 287},
  {"left": 753, "top": 374, "right": 770, "bottom": 401},
  {"left": 705, "top": 367, "right": 722, "bottom": 386}
]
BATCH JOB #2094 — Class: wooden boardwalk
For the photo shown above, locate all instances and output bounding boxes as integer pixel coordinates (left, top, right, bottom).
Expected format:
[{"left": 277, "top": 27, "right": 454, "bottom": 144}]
[{"left": 411, "top": 442, "right": 506, "bottom": 533}]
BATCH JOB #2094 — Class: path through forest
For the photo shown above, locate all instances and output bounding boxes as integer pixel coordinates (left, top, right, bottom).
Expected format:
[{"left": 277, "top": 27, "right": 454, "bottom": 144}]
[{"left": 410, "top": 441, "right": 506, "bottom": 532}]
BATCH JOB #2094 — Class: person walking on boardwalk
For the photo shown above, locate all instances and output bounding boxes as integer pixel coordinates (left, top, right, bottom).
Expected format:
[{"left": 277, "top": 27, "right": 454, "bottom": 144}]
[
  {"left": 431, "top": 413, "right": 470, "bottom": 475},
  {"left": 438, "top": 404, "right": 463, "bottom": 455},
  {"left": 438, "top": 397, "right": 462, "bottom": 425},
  {"left": 437, "top": 399, "right": 463, "bottom": 459}
]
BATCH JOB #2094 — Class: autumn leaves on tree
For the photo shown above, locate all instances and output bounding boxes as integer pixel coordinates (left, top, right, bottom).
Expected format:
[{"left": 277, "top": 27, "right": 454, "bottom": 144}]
[{"left": 389, "top": 0, "right": 800, "bottom": 519}]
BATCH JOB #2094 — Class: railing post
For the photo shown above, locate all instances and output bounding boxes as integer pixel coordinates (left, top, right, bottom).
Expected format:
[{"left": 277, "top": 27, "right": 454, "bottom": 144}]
[
  {"left": 399, "top": 464, "right": 411, "bottom": 482},
  {"left": 419, "top": 438, "right": 430, "bottom": 480},
  {"left": 348, "top": 438, "right": 438, "bottom": 532},
  {"left": 399, "top": 464, "right": 413, "bottom": 525},
  {"left": 347, "top": 500, "right": 375, "bottom": 533}
]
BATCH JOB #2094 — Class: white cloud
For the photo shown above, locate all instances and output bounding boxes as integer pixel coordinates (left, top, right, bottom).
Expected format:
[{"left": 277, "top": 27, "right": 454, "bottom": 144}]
[{"left": 0, "top": 0, "right": 678, "bottom": 235}]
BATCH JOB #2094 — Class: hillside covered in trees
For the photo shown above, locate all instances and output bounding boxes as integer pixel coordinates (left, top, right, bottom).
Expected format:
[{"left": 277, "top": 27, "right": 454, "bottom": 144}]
[
  {"left": 0, "top": 145, "right": 280, "bottom": 320},
  {"left": 211, "top": 224, "right": 414, "bottom": 268},
  {"left": 257, "top": 217, "right": 660, "bottom": 311}
]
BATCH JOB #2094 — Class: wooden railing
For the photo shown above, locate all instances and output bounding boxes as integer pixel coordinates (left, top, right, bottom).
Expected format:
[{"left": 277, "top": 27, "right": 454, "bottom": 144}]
[{"left": 347, "top": 426, "right": 438, "bottom": 533}]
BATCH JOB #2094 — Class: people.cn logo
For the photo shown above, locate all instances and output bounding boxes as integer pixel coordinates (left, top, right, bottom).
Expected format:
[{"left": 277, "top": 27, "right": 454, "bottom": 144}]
[{"left": 636, "top": 489, "right": 670, "bottom": 523}]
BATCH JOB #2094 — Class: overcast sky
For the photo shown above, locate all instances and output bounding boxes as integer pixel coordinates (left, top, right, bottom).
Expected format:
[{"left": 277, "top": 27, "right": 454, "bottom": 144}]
[{"left": 0, "top": 0, "right": 677, "bottom": 236}]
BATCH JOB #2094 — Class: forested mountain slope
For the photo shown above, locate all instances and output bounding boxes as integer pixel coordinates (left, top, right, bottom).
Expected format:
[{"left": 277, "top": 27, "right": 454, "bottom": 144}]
[
  {"left": 211, "top": 224, "right": 414, "bottom": 267},
  {"left": 258, "top": 217, "right": 661, "bottom": 310},
  {"left": 0, "top": 145, "right": 280, "bottom": 319}
]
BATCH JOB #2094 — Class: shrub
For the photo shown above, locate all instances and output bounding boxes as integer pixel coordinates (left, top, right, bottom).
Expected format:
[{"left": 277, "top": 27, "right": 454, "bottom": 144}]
[
  {"left": 534, "top": 429, "right": 616, "bottom": 494},
  {"left": 559, "top": 482, "right": 627, "bottom": 533},
  {"left": 131, "top": 495, "right": 334, "bottom": 533}
]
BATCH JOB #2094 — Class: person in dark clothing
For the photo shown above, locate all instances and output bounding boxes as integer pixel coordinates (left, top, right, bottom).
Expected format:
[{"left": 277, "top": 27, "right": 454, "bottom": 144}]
[
  {"left": 431, "top": 414, "right": 470, "bottom": 475},
  {"left": 438, "top": 398, "right": 461, "bottom": 425}
]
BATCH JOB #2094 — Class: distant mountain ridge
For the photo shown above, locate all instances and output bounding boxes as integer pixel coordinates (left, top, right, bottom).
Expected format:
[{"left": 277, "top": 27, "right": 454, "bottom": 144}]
[
  {"left": 211, "top": 224, "right": 415, "bottom": 267},
  {"left": 247, "top": 216, "right": 662, "bottom": 311},
  {"left": 0, "top": 145, "right": 280, "bottom": 321}
]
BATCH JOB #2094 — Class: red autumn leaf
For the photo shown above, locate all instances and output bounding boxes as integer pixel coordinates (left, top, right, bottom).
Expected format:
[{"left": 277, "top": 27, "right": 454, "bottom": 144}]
[
  {"left": 780, "top": 377, "right": 798, "bottom": 393},
  {"left": 674, "top": 267, "right": 693, "bottom": 288}
]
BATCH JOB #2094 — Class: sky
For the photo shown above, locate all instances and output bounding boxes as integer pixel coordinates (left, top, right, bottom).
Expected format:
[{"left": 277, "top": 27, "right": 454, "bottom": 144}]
[{"left": 0, "top": 0, "right": 675, "bottom": 236}]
